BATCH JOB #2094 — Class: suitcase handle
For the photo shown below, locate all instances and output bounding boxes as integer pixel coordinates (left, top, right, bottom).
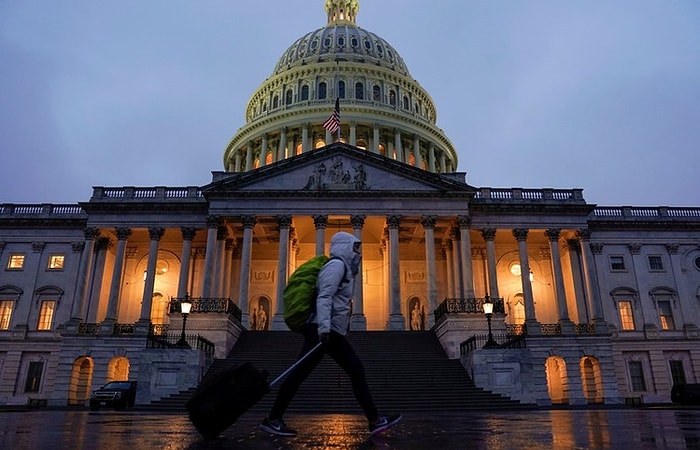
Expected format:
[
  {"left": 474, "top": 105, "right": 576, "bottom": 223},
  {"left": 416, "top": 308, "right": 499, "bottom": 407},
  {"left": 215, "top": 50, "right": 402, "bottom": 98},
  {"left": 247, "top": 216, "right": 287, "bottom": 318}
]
[{"left": 270, "top": 342, "right": 323, "bottom": 387}]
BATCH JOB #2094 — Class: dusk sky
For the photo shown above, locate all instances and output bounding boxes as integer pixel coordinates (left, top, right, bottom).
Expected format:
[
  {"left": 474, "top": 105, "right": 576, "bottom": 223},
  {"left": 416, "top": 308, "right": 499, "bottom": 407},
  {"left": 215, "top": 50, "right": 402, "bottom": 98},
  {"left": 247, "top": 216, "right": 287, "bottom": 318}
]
[{"left": 1, "top": 0, "right": 698, "bottom": 206}]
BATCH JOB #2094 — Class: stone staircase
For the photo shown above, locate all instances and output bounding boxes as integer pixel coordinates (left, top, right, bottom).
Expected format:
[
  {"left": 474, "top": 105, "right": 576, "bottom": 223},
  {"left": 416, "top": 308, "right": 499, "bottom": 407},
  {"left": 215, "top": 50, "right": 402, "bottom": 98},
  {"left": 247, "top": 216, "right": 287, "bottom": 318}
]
[{"left": 144, "top": 331, "right": 528, "bottom": 413}]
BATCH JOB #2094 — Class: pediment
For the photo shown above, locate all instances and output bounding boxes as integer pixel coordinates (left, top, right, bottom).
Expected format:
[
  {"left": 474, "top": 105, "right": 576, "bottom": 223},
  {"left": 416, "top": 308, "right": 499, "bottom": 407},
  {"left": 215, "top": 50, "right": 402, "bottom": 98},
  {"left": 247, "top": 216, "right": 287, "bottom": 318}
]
[{"left": 204, "top": 143, "right": 475, "bottom": 196}]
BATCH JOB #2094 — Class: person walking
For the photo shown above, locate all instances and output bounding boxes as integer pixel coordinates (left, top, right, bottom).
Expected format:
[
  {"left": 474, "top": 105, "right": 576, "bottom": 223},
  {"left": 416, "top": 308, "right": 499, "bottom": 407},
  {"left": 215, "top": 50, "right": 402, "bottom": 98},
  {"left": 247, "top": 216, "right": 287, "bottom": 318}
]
[{"left": 260, "top": 231, "right": 402, "bottom": 437}]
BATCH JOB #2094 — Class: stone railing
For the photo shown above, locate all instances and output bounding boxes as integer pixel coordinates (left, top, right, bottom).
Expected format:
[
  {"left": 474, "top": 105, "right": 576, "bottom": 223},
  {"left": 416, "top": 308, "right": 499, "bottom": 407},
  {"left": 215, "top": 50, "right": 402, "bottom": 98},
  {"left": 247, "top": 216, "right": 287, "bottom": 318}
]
[
  {"left": 90, "top": 186, "right": 204, "bottom": 202},
  {"left": 472, "top": 188, "right": 585, "bottom": 203},
  {"left": 77, "top": 322, "right": 135, "bottom": 335},
  {"left": 434, "top": 297, "right": 505, "bottom": 323},
  {"left": 0, "top": 204, "right": 86, "bottom": 217},
  {"left": 592, "top": 206, "right": 700, "bottom": 221}
]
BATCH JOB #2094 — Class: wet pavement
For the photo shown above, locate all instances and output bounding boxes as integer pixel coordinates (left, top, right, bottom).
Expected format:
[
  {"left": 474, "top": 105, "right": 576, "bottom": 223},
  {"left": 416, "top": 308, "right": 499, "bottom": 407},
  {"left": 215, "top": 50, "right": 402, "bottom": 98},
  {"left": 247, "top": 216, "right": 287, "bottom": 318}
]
[{"left": 1, "top": 407, "right": 700, "bottom": 449}]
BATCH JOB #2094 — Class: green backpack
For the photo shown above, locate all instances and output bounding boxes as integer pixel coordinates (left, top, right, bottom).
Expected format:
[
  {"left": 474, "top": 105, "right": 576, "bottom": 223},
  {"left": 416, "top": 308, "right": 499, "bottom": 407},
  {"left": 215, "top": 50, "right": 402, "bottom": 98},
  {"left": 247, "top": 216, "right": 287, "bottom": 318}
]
[{"left": 283, "top": 255, "right": 337, "bottom": 332}]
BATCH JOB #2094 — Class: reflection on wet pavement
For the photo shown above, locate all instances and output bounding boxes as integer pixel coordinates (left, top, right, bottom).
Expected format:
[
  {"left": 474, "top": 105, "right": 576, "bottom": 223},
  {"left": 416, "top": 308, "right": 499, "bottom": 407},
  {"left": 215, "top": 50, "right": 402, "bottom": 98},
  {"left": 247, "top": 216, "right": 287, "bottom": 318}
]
[{"left": 0, "top": 408, "right": 699, "bottom": 449}]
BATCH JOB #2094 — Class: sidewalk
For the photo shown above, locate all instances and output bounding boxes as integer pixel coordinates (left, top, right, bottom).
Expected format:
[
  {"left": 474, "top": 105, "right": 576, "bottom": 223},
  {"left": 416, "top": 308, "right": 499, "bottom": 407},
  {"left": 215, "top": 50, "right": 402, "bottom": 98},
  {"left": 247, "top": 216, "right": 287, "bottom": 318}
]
[{"left": 1, "top": 408, "right": 699, "bottom": 449}]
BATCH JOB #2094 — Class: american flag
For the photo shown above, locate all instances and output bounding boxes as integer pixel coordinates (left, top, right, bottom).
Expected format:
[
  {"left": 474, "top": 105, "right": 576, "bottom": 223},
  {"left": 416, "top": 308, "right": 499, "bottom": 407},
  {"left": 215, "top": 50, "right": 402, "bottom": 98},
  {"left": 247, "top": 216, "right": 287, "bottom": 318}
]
[{"left": 322, "top": 98, "right": 341, "bottom": 135}]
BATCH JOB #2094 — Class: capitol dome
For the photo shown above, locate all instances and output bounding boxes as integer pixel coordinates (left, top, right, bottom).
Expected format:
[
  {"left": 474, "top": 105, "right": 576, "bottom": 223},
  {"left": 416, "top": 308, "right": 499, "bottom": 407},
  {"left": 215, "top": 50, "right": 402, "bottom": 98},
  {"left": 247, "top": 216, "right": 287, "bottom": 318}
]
[{"left": 223, "top": 0, "right": 457, "bottom": 174}]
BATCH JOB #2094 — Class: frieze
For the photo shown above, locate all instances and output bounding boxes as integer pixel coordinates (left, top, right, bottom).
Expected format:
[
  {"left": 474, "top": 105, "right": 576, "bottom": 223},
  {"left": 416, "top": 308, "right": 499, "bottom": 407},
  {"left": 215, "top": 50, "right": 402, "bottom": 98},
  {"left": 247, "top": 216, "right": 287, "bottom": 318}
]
[
  {"left": 404, "top": 270, "right": 425, "bottom": 283},
  {"left": 303, "top": 157, "right": 370, "bottom": 191}
]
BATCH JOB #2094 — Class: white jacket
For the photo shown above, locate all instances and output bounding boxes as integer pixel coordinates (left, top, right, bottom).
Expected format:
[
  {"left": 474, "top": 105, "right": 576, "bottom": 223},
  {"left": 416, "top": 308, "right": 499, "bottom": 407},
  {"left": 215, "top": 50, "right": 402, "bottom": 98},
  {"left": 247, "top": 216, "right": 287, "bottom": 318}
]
[{"left": 312, "top": 231, "right": 360, "bottom": 336}]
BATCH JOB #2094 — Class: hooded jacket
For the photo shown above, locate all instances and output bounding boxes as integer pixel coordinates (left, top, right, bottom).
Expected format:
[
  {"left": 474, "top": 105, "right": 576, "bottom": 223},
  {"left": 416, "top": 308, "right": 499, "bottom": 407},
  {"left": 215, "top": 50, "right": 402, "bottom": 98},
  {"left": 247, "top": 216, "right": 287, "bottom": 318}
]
[{"left": 312, "top": 231, "right": 360, "bottom": 336}]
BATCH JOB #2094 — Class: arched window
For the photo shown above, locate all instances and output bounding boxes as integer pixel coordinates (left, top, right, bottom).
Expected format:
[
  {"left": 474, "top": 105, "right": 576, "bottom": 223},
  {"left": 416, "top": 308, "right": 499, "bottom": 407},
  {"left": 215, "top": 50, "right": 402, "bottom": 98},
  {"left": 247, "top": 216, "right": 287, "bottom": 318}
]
[
  {"left": 403, "top": 95, "right": 410, "bottom": 110},
  {"left": 355, "top": 82, "right": 364, "bottom": 100},
  {"left": 301, "top": 85, "right": 309, "bottom": 101},
  {"left": 389, "top": 90, "right": 396, "bottom": 106},
  {"left": 338, "top": 81, "right": 346, "bottom": 99},
  {"left": 272, "top": 95, "right": 279, "bottom": 109},
  {"left": 285, "top": 89, "right": 293, "bottom": 105},
  {"left": 373, "top": 85, "right": 381, "bottom": 101},
  {"left": 318, "top": 82, "right": 327, "bottom": 100}
]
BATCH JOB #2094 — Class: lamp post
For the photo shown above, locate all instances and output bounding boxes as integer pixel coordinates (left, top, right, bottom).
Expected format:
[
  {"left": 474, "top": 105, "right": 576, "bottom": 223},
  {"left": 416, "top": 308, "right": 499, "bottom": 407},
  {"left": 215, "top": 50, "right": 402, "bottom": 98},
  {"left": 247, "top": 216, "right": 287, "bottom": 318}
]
[
  {"left": 176, "top": 295, "right": 192, "bottom": 349},
  {"left": 483, "top": 294, "right": 497, "bottom": 348}
]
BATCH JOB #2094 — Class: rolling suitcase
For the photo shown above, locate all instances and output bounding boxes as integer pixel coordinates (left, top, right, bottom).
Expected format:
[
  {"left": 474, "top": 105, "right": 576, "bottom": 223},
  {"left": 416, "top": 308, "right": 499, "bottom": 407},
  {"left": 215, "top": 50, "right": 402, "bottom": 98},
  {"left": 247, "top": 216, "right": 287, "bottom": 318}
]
[{"left": 186, "top": 342, "right": 322, "bottom": 440}]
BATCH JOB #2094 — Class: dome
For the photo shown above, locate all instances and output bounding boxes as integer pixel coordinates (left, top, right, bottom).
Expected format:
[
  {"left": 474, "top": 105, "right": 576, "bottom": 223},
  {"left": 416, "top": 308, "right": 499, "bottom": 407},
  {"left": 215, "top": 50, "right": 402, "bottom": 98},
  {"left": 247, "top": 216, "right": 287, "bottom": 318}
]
[
  {"left": 273, "top": 25, "right": 410, "bottom": 77},
  {"left": 223, "top": 0, "right": 458, "bottom": 176}
]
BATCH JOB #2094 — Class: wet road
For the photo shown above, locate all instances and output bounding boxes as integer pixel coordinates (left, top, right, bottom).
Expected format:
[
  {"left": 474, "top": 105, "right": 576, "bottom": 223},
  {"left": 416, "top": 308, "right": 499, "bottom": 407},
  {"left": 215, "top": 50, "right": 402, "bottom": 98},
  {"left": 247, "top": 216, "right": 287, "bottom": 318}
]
[{"left": 1, "top": 408, "right": 699, "bottom": 449}]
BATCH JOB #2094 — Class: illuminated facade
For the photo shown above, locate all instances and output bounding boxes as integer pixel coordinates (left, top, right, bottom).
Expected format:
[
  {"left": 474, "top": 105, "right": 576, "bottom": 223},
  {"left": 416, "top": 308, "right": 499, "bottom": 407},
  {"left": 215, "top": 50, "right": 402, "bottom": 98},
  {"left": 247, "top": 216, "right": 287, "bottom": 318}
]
[{"left": 1, "top": 0, "right": 699, "bottom": 408}]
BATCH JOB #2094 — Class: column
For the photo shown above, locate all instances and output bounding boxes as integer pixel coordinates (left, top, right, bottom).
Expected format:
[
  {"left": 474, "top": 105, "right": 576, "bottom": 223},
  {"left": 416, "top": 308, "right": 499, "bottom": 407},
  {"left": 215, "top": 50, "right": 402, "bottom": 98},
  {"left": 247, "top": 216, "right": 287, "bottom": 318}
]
[
  {"left": 513, "top": 228, "right": 541, "bottom": 335},
  {"left": 136, "top": 227, "right": 165, "bottom": 334},
  {"left": 443, "top": 240, "right": 455, "bottom": 298},
  {"left": 87, "top": 237, "right": 111, "bottom": 322},
  {"left": 260, "top": 134, "right": 268, "bottom": 167},
  {"left": 373, "top": 124, "right": 380, "bottom": 154},
  {"left": 394, "top": 129, "right": 403, "bottom": 163},
  {"left": 428, "top": 143, "right": 436, "bottom": 172},
  {"left": 413, "top": 135, "right": 421, "bottom": 168},
  {"left": 237, "top": 215, "right": 256, "bottom": 328},
  {"left": 222, "top": 239, "right": 234, "bottom": 299},
  {"left": 313, "top": 215, "right": 328, "bottom": 255},
  {"left": 201, "top": 216, "right": 220, "bottom": 298},
  {"left": 566, "top": 239, "right": 589, "bottom": 324},
  {"left": 422, "top": 216, "right": 438, "bottom": 327},
  {"left": 213, "top": 225, "right": 229, "bottom": 298},
  {"left": 458, "top": 216, "right": 475, "bottom": 298},
  {"left": 101, "top": 227, "right": 131, "bottom": 334},
  {"left": 70, "top": 227, "right": 100, "bottom": 324},
  {"left": 350, "top": 215, "right": 367, "bottom": 330},
  {"left": 577, "top": 229, "right": 609, "bottom": 334},
  {"left": 450, "top": 228, "right": 463, "bottom": 298},
  {"left": 666, "top": 243, "right": 698, "bottom": 334},
  {"left": 386, "top": 215, "right": 405, "bottom": 330},
  {"left": 177, "top": 227, "right": 197, "bottom": 298},
  {"left": 302, "top": 123, "right": 310, "bottom": 152},
  {"left": 234, "top": 150, "right": 242, "bottom": 172},
  {"left": 439, "top": 152, "right": 447, "bottom": 173},
  {"left": 278, "top": 127, "right": 287, "bottom": 161},
  {"left": 325, "top": 128, "right": 332, "bottom": 145},
  {"left": 546, "top": 229, "right": 575, "bottom": 334},
  {"left": 349, "top": 121, "right": 357, "bottom": 146},
  {"left": 245, "top": 141, "right": 253, "bottom": 171},
  {"left": 273, "top": 215, "right": 292, "bottom": 330},
  {"left": 480, "top": 229, "right": 500, "bottom": 299}
]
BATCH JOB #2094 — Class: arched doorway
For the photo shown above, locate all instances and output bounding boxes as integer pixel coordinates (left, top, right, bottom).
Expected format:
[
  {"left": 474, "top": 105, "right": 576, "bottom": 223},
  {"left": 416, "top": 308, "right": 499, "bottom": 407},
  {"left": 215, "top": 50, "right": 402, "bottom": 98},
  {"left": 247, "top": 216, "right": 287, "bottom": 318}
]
[
  {"left": 581, "top": 356, "right": 604, "bottom": 404},
  {"left": 68, "top": 357, "right": 94, "bottom": 406},
  {"left": 107, "top": 356, "right": 130, "bottom": 382},
  {"left": 545, "top": 356, "right": 569, "bottom": 404}
]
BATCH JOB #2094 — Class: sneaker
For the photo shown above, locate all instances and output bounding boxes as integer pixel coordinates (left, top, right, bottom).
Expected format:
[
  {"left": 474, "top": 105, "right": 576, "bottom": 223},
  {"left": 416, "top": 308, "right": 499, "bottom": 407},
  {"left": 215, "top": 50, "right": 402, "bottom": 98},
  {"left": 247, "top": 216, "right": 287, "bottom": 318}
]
[
  {"left": 369, "top": 413, "right": 402, "bottom": 435},
  {"left": 260, "top": 418, "right": 297, "bottom": 437}
]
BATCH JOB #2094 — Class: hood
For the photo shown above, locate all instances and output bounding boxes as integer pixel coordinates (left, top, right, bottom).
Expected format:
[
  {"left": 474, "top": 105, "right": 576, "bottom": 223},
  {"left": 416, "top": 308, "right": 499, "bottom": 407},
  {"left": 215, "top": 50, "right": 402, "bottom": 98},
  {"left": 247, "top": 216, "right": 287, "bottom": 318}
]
[{"left": 328, "top": 231, "right": 360, "bottom": 265}]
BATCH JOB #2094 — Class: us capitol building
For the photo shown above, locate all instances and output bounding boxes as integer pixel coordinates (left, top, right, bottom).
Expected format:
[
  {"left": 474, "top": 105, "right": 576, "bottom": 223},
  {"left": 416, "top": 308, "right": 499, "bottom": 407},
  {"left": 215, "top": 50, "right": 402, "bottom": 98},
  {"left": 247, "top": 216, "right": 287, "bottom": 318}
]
[{"left": 1, "top": 0, "right": 699, "bottom": 408}]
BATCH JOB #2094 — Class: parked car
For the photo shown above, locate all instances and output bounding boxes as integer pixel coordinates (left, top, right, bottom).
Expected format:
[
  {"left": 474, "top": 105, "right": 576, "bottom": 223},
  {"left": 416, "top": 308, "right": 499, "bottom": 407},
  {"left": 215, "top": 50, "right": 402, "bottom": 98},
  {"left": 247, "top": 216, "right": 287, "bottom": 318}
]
[
  {"left": 671, "top": 383, "right": 700, "bottom": 405},
  {"left": 89, "top": 381, "right": 137, "bottom": 411}
]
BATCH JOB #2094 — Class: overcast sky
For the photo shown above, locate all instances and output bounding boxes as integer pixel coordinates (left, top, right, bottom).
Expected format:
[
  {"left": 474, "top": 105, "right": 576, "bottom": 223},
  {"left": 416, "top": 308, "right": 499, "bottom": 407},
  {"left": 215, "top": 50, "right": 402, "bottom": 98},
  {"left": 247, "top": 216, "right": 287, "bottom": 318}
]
[{"left": 1, "top": 0, "right": 698, "bottom": 207}]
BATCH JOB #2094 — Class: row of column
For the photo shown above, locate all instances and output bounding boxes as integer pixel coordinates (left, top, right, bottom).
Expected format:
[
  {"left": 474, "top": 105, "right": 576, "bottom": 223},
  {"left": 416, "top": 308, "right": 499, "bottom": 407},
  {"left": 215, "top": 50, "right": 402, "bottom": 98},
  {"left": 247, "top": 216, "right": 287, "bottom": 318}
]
[
  {"left": 69, "top": 219, "right": 608, "bottom": 335},
  {"left": 230, "top": 125, "right": 450, "bottom": 174}
]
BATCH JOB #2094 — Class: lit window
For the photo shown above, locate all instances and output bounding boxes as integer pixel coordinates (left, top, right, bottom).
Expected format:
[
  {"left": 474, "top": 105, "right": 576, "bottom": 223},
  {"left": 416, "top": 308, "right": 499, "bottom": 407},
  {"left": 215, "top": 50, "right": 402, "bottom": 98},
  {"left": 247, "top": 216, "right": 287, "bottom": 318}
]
[
  {"left": 48, "top": 255, "right": 65, "bottom": 270},
  {"left": 37, "top": 300, "right": 56, "bottom": 331},
  {"left": 648, "top": 255, "right": 663, "bottom": 271},
  {"left": 670, "top": 360, "right": 686, "bottom": 386},
  {"left": 0, "top": 300, "right": 13, "bottom": 330},
  {"left": 628, "top": 361, "right": 646, "bottom": 392},
  {"left": 609, "top": 256, "right": 625, "bottom": 271},
  {"left": 512, "top": 298, "right": 525, "bottom": 325},
  {"left": 7, "top": 254, "right": 25, "bottom": 270},
  {"left": 24, "top": 361, "right": 44, "bottom": 393},
  {"left": 658, "top": 300, "right": 675, "bottom": 330},
  {"left": 618, "top": 301, "right": 635, "bottom": 330}
]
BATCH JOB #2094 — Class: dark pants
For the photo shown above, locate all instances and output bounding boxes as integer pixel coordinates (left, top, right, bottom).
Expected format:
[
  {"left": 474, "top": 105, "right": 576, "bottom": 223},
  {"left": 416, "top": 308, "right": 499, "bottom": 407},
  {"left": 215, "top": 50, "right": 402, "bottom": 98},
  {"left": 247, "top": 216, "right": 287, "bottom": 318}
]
[{"left": 269, "top": 324, "right": 379, "bottom": 421}]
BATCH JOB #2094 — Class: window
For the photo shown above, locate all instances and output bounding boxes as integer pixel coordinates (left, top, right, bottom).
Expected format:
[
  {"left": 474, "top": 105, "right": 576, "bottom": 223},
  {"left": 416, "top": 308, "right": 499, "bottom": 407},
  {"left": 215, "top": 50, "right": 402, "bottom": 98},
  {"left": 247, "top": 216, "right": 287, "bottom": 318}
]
[
  {"left": 355, "top": 82, "right": 364, "bottom": 100},
  {"left": 285, "top": 89, "right": 293, "bottom": 105},
  {"left": 628, "top": 361, "right": 646, "bottom": 391},
  {"left": 695, "top": 256, "right": 700, "bottom": 272},
  {"left": 670, "top": 360, "right": 686, "bottom": 386},
  {"left": 389, "top": 90, "right": 396, "bottom": 106},
  {"left": 618, "top": 301, "right": 635, "bottom": 330},
  {"left": 373, "top": 85, "right": 381, "bottom": 101},
  {"left": 609, "top": 256, "right": 625, "bottom": 271},
  {"left": 301, "top": 85, "right": 309, "bottom": 101},
  {"left": 402, "top": 95, "right": 410, "bottom": 110},
  {"left": 338, "top": 81, "right": 345, "bottom": 99},
  {"left": 7, "top": 254, "right": 25, "bottom": 270},
  {"left": 24, "top": 361, "right": 44, "bottom": 393},
  {"left": 318, "top": 82, "right": 327, "bottom": 100},
  {"left": 37, "top": 300, "right": 56, "bottom": 331},
  {"left": 658, "top": 300, "right": 675, "bottom": 330},
  {"left": 272, "top": 95, "right": 279, "bottom": 109},
  {"left": 48, "top": 254, "right": 65, "bottom": 270},
  {"left": 0, "top": 300, "right": 13, "bottom": 330},
  {"left": 648, "top": 255, "right": 663, "bottom": 271}
]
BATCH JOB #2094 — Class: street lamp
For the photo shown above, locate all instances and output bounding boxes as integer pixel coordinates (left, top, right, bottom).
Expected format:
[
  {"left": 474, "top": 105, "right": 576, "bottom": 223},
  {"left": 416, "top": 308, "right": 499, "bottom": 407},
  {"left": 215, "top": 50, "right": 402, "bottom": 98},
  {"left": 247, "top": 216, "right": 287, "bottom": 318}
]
[
  {"left": 483, "top": 294, "right": 497, "bottom": 348},
  {"left": 176, "top": 295, "right": 192, "bottom": 349}
]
